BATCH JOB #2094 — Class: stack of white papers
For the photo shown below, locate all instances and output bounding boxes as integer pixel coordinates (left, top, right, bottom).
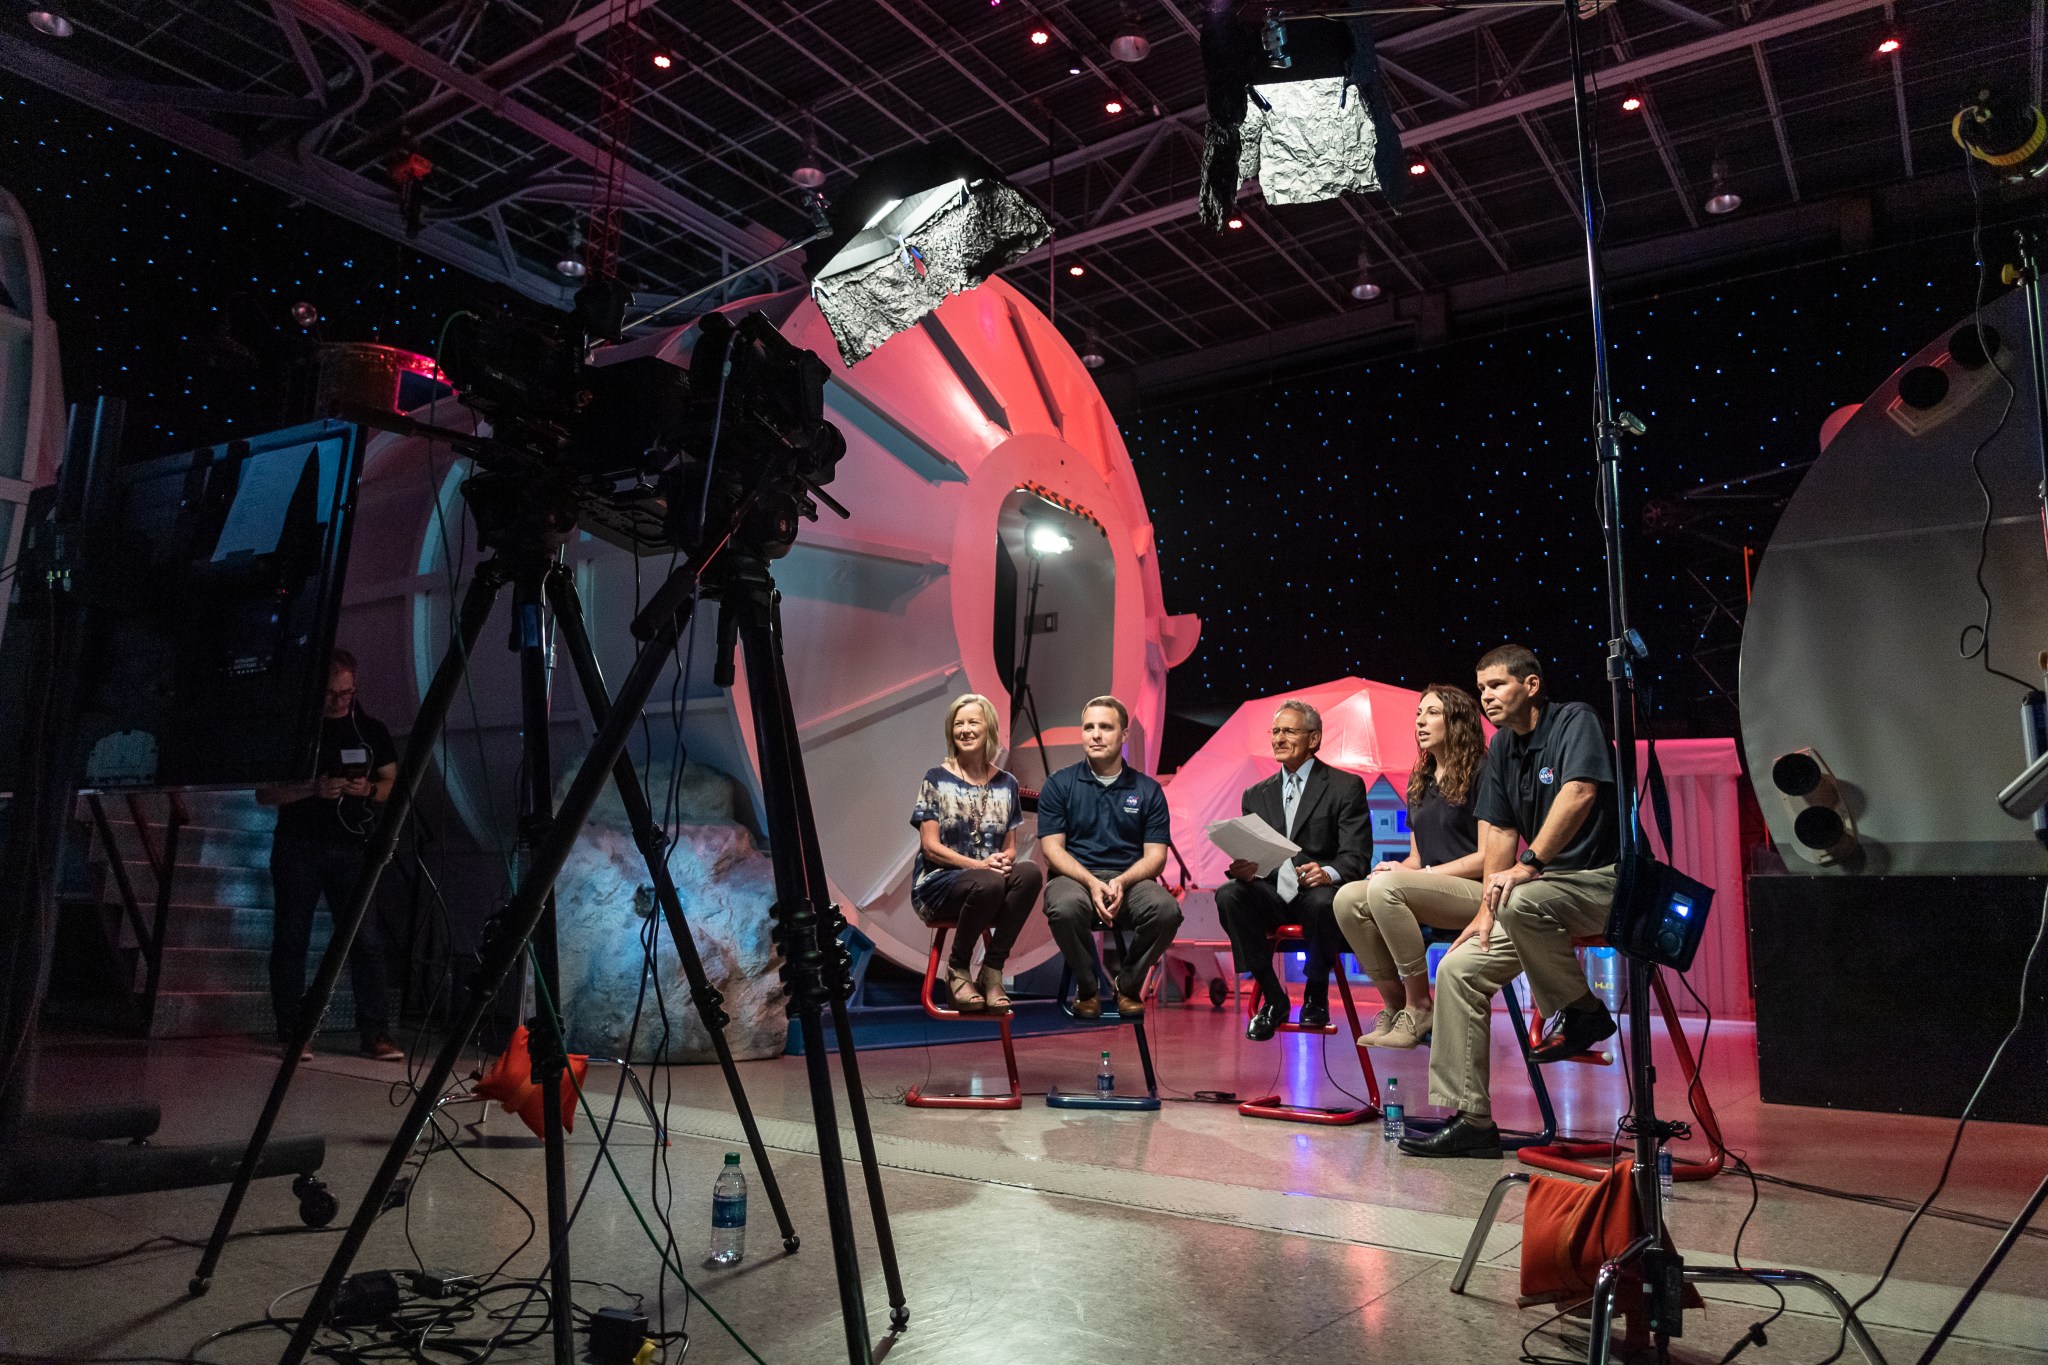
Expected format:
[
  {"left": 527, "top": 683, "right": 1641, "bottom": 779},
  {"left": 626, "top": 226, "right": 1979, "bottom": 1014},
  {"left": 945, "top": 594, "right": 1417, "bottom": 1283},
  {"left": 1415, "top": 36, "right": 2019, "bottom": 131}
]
[{"left": 1205, "top": 814, "right": 1299, "bottom": 877}]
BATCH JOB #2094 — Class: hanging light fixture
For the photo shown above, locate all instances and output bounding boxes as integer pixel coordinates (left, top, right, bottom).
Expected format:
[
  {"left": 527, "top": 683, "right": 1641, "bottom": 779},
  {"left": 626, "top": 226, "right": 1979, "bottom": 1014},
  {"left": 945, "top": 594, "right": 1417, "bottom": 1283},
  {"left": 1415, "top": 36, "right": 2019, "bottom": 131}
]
[
  {"left": 26, "top": 9, "right": 73, "bottom": 37},
  {"left": 1703, "top": 154, "right": 1741, "bottom": 215},
  {"left": 556, "top": 227, "right": 588, "bottom": 278},
  {"left": 1198, "top": 5, "right": 1406, "bottom": 231},
  {"left": 791, "top": 110, "right": 827, "bottom": 190},
  {"left": 1348, "top": 248, "right": 1381, "bottom": 301},
  {"left": 1080, "top": 329, "right": 1107, "bottom": 369},
  {"left": 1109, "top": 6, "right": 1150, "bottom": 62},
  {"left": 806, "top": 136, "right": 1050, "bottom": 365}
]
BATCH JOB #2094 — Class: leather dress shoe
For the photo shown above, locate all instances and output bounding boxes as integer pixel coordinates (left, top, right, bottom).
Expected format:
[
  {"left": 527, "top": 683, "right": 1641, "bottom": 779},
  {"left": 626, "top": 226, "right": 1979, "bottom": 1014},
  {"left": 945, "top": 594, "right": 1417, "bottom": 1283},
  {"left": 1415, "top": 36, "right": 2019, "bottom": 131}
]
[
  {"left": 1399, "top": 1114, "right": 1504, "bottom": 1159},
  {"left": 1246, "top": 1001, "right": 1286, "bottom": 1041},
  {"left": 1531, "top": 1003, "right": 1617, "bottom": 1063},
  {"left": 1298, "top": 998, "right": 1332, "bottom": 1029},
  {"left": 1114, "top": 991, "right": 1146, "bottom": 1017},
  {"left": 1070, "top": 993, "right": 1103, "bottom": 1020}
]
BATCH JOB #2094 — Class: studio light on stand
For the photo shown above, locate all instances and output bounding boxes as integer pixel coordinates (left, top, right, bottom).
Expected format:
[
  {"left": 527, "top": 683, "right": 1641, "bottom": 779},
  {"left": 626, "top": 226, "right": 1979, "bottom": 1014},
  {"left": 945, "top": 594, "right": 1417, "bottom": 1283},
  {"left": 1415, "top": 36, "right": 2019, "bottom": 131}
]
[
  {"left": 1197, "top": 1, "right": 1407, "bottom": 232},
  {"left": 807, "top": 137, "right": 1050, "bottom": 366}
]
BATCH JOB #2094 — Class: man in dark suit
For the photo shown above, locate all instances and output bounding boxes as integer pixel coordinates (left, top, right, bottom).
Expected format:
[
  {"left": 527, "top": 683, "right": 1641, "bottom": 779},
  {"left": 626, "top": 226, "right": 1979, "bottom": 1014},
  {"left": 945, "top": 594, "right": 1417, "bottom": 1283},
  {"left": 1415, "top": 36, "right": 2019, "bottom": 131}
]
[{"left": 1217, "top": 699, "right": 1372, "bottom": 1040}]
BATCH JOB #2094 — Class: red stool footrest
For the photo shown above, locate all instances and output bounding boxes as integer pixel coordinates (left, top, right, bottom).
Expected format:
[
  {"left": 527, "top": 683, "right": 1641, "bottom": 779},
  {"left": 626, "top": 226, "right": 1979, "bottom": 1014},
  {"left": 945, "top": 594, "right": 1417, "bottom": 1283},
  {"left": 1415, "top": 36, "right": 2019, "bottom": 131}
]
[
  {"left": 905, "top": 920, "right": 1023, "bottom": 1110},
  {"left": 1237, "top": 924, "right": 1379, "bottom": 1126}
]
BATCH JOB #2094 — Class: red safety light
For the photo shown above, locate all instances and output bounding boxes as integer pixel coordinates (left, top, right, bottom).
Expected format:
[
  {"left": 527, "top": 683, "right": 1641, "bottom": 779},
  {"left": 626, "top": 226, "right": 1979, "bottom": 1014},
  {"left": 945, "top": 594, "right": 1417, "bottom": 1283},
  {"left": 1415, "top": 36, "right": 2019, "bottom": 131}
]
[
  {"left": 1876, "top": 35, "right": 1901, "bottom": 55},
  {"left": 1104, "top": 99, "right": 1124, "bottom": 114},
  {"left": 1621, "top": 93, "right": 1643, "bottom": 113},
  {"left": 1407, "top": 159, "right": 1428, "bottom": 176},
  {"left": 651, "top": 51, "right": 673, "bottom": 69},
  {"left": 1226, "top": 216, "right": 1244, "bottom": 229},
  {"left": 1030, "top": 27, "right": 1050, "bottom": 45}
]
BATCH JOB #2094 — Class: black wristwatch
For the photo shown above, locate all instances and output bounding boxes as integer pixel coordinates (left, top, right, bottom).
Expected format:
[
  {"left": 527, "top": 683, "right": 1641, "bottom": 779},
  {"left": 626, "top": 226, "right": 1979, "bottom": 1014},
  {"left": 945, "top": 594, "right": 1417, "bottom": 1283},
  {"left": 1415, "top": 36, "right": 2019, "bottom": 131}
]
[{"left": 1518, "top": 849, "right": 1547, "bottom": 873}]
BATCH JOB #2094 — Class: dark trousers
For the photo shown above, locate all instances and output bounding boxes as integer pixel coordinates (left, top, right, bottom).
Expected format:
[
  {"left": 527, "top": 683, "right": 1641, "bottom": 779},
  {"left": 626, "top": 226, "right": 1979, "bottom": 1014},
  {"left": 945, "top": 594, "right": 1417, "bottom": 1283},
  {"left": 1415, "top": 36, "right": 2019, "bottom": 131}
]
[
  {"left": 1043, "top": 873, "right": 1183, "bottom": 998},
  {"left": 923, "top": 863, "right": 1043, "bottom": 971},
  {"left": 1215, "top": 876, "right": 1344, "bottom": 1003},
  {"left": 269, "top": 834, "right": 390, "bottom": 1044}
]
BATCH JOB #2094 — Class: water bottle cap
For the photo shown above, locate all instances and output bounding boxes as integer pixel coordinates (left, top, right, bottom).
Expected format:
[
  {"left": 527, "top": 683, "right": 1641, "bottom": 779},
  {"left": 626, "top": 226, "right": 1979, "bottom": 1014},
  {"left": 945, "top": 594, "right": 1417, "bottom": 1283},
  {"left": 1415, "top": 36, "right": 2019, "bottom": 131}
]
[
  {"left": 1100, "top": 1049, "right": 1110, "bottom": 1060},
  {"left": 724, "top": 1153, "right": 741, "bottom": 1165}
]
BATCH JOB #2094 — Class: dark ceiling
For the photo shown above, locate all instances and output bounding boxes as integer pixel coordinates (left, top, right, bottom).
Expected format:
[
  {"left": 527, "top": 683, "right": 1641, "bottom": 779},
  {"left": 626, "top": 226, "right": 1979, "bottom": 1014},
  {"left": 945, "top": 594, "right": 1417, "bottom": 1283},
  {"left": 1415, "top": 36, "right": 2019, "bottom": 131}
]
[{"left": 0, "top": 0, "right": 2032, "bottom": 393}]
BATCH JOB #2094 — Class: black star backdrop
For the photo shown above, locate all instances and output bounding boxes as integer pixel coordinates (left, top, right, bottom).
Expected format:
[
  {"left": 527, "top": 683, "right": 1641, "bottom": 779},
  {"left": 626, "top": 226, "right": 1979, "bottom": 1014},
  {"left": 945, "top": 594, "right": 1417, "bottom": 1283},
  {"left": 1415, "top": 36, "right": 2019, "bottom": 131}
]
[
  {"left": 1129, "top": 243, "right": 1993, "bottom": 764},
  {"left": 2, "top": 75, "right": 2001, "bottom": 766}
]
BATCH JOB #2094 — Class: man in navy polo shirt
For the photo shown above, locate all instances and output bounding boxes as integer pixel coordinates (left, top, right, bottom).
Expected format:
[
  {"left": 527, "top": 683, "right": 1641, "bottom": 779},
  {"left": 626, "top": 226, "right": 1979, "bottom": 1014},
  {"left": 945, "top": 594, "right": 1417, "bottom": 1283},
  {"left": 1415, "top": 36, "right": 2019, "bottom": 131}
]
[
  {"left": 1401, "top": 643, "right": 1620, "bottom": 1159},
  {"left": 1035, "top": 695, "right": 1183, "bottom": 1019}
]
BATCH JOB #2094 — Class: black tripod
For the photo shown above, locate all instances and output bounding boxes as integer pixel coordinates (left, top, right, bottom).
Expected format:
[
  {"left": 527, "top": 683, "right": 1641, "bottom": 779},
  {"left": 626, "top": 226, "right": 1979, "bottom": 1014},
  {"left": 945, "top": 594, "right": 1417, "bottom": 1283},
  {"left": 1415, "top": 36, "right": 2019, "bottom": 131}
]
[
  {"left": 274, "top": 475, "right": 905, "bottom": 1365},
  {"left": 189, "top": 471, "right": 807, "bottom": 1338}
]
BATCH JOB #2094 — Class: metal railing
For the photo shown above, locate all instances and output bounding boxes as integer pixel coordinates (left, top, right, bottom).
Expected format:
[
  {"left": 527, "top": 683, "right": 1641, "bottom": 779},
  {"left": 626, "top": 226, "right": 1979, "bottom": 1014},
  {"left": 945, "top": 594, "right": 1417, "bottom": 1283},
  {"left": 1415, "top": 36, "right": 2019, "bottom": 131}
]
[{"left": 83, "top": 791, "right": 189, "bottom": 1034}]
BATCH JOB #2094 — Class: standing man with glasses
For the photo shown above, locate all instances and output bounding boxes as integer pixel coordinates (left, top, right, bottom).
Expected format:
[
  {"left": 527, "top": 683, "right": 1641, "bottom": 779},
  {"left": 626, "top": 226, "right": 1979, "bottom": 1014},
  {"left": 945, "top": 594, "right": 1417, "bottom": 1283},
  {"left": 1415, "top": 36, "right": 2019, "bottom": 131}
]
[
  {"left": 255, "top": 649, "right": 403, "bottom": 1062},
  {"left": 1216, "top": 700, "right": 1371, "bottom": 1041}
]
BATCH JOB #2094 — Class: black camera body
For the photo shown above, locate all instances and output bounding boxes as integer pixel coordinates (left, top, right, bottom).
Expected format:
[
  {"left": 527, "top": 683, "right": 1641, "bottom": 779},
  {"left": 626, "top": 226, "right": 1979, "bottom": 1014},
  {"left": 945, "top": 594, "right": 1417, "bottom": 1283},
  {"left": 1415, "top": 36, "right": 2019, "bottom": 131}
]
[{"left": 437, "top": 304, "right": 843, "bottom": 560}]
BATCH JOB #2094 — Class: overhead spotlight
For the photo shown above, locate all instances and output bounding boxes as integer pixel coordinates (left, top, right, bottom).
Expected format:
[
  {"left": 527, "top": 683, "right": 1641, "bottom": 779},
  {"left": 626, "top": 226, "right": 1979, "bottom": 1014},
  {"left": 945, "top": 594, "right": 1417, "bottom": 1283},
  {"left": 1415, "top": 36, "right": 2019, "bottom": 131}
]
[
  {"left": 1028, "top": 522, "right": 1074, "bottom": 556},
  {"left": 1407, "top": 159, "right": 1429, "bottom": 176},
  {"left": 557, "top": 227, "right": 588, "bottom": 279},
  {"left": 1770, "top": 749, "right": 1859, "bottom": 865},
  {"left": 805, "top": 136, "right": 1050, "bottom": 365},
  {"left": 651, "top": 50, "right": 673, "bottom": 69},
  {"left": 1349, "top": 249, "right": 1380, "bottom": 301},
  {"left": 1067, "top": 263, "right": 1086, "bottom": 277},
  {"left": 1079, "top": 331, "right": 1106, "bottom": 369},
  {"left": 1029, "top": 27, "right": 1050, "bottom": 45},
  {"left": 1621, "top": 93, "right": 1644, "bottom": 113},
  {"left": 1876, "top": 35, "right": 1901, "bottom": 55},
  {"left": 1225, "top": 215, "right": 1244, "bottom": 229},
  {"left": 1104, "top": 99, "right": 1125, "bottom": 115},
  {"left": 1198, "top": 9, "right": 1405, "bottom": 231},
  {"left": 1109, "top": 6, "right": 1149, "bottom": 62},
  {"left": 1953, "top": 86, "right": 2048, "bottom": 183},
  {"left": 1703, "top": 155, "right": 1741, "bottom": 214},
  {"left": 1069, "top": 66, "right": 1082, "bottom": 75},
  {"left": 26, "top": 9, "right": 72, "bottom": 37},
  {"left": 790, "top": 110, "right": 827, "bottom": 190}
]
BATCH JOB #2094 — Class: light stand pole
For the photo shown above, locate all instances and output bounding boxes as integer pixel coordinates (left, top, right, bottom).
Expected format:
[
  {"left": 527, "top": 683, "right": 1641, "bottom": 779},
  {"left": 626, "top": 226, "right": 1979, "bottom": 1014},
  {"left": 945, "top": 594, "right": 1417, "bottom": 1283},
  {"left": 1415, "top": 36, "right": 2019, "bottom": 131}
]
[{"left": 1559, "top": 0, "right": 1678, "bottom": 1355}]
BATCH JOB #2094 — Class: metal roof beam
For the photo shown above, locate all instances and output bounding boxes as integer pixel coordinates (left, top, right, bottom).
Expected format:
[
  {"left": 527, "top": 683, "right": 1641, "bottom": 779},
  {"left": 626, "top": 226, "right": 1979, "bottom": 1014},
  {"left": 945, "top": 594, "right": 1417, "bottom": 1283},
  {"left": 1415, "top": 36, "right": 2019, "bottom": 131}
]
[
  {"left": 1883, "top": 0, "right": 1914, "bottom": 177},
  {"left": 1737, "top": 1, "right": 1801, "bottom": 200},
  {"left": 1028, "top": 0, "right": 1890, "bottom": 258},
  {"left": 275, "top": 0, "right": 792, "bottom": 273}
]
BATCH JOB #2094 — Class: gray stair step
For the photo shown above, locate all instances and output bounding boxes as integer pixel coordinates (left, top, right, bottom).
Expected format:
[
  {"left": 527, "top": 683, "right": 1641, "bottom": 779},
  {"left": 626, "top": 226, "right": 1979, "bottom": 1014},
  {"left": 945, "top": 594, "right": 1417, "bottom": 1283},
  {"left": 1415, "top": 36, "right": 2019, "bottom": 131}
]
[
  {"left": 125, "top": 903, "right": 289, "bottom": 951},
  {"left": 116, "top": 859, "right": 271, "bottom": 908},
  {"left": 149, "top": 989, "right": 357, "bottom": 1040},
  {"left": 149, "top": 943, "right": 347, "bottom": 994},
  {"left": 97, "top": 822, "right": 274, "bottom": 869}
]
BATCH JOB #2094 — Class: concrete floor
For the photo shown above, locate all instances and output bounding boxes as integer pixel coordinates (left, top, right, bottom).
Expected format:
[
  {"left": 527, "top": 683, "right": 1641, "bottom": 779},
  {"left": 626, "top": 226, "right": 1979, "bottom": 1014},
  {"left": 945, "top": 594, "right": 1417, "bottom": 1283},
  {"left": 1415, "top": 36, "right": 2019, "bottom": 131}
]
[{"left": 2, "top": 999, "right": 2044, "bottom": 1365}]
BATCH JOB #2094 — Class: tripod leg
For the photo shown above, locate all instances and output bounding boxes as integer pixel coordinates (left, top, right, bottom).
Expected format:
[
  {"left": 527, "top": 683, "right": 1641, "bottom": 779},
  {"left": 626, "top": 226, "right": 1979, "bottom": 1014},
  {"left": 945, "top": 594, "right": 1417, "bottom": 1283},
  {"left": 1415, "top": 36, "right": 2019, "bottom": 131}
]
[
  {"left": 542, "top": 569, "right": 800, "bottom": 1252},
  {"left": 280, "top": 564, "right": 706, "bottom": 1365},
  {"left": 735, "top": 603, "right": 875, "bottom": 1365},
  {"left": 189, "top": 560, "right": 505, "bottom": 1297},
  {"left": 513, "top": 565, "right": 576, "bottom": 1365},
  {"left": 749, "top": 594, "right": 908, "bottom": 1330}
]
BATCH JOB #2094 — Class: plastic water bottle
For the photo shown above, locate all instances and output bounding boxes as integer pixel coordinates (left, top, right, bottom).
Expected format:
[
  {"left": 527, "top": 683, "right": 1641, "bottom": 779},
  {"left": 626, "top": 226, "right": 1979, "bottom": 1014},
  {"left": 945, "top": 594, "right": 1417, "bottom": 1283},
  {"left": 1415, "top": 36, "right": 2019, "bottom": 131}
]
[
  {"left": 1096, "top": 1049, "right": 1115, "bottom": 1097},
  {"left": 709, "top": 1153, "right": 747, "bottom": 1265},
  {"left": 1657, "top": 1148, "right": 1674, "bottom": 1208},
  {"left": 1382, "top": 1077, "right": 1405, "bottom": 1142}
]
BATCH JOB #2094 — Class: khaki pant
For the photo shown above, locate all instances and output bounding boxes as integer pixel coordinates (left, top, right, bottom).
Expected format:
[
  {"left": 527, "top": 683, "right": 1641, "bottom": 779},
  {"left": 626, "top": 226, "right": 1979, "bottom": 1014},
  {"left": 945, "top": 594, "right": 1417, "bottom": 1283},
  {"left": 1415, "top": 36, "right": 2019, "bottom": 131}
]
[
  {"left": 1428, "top": 865, "right": 1617, "bottom": 1118},
  {"left": 1332, "top": 870, "right": 1483, "bottom": 984}
]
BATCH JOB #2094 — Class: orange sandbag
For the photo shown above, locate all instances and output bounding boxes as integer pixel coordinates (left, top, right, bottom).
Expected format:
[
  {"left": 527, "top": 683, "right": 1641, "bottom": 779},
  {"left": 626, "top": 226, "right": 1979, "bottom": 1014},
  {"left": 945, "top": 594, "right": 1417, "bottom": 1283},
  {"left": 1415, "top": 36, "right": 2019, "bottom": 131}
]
[
  {"left": 1520, "top": 1158, "right": 1703, "bottom": 1351},
  {"left": 472, "top": 1025, "right": 589, "bottom": 1140}
]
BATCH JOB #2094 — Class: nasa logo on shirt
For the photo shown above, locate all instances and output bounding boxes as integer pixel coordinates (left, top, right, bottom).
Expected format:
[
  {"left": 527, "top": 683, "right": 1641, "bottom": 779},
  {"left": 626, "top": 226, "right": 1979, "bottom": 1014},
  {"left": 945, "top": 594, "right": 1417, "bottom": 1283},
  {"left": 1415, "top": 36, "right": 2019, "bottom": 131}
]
[
  {"left": 1538, "top": 766, "right": 1556, "bottom": 786},
  {"left": 1123, "top": 792, "right": 1141, "bottom": 813}
]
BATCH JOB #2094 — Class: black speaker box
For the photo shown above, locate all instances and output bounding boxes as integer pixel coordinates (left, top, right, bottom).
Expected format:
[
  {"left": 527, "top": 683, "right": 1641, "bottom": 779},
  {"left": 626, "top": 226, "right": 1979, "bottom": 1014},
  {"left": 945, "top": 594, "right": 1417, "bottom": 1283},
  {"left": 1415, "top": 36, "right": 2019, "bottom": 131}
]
[{"left": 1748, "top": 873, "right": 2048, "bottom": 1125}]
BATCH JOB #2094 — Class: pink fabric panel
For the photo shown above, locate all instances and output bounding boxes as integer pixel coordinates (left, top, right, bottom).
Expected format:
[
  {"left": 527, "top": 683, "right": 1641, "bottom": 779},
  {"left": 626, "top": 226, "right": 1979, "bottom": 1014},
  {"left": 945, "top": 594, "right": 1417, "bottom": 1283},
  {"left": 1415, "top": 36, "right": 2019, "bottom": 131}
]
[{"left": 1635, "top": 739, "right": 1750, "bottom": 1019}]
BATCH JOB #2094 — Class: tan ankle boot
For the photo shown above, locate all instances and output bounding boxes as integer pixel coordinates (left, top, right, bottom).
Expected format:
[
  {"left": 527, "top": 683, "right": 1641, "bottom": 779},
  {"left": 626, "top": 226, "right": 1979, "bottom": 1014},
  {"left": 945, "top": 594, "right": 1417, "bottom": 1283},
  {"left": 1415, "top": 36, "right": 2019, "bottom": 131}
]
[{"left": 945, "top": 965, "right": 985, "bottom": 1012}]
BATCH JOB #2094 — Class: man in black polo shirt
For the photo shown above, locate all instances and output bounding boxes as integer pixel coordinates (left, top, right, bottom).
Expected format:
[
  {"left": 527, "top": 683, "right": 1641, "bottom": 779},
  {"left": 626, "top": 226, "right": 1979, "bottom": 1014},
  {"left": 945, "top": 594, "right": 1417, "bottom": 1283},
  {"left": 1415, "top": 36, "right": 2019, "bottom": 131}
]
[
  {"left": 255, "top": 649, "right": 403, "bottom": 1062},
  {"left": 1035, "top": 695, "right": 1183, "bottom": 1019},
  {"left": 1401, "top": 644, "right": 1619, "bottom": 1159}
]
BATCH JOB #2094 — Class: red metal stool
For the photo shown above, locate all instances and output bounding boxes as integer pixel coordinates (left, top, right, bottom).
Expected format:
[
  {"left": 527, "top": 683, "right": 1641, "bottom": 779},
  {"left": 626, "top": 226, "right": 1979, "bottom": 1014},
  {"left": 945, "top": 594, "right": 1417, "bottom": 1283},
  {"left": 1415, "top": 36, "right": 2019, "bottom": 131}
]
[
  {"left": 1237, "top": 923, "right": 1381, "bottom": 1125},
  {"left": 1517, "top": 936, "right": 1726, "bottom": 1181},
  {"left": 903, "top": 920, "right": 1023, "bottom": 1110}
]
